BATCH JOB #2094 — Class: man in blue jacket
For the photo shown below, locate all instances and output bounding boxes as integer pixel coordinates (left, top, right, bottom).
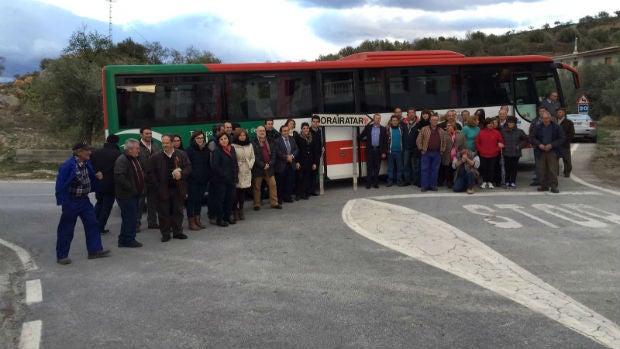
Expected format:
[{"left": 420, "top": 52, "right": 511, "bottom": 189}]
[{"left": 55, "top": 142, "right": 110, "bottom": 265}]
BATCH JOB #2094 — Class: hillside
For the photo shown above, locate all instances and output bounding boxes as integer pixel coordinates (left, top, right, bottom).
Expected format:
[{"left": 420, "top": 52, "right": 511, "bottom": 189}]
[{"left": 317, "top": 12, "right": 620, "bottom": 60}]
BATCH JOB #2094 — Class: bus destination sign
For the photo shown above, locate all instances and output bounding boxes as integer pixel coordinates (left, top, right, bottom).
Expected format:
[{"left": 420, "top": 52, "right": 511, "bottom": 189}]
[{"left": 317, "top": 114, "right": 372, "bottom": 127}]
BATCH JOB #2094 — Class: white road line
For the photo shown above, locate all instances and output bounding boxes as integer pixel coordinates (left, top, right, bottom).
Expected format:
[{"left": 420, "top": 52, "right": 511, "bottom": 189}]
[
  {"left": 495, "top": 204, "right": 560, "bottom": 228},
  {"left": 19, "top": 320, "right": 42, "bottom": 349},
  {"left": 569, "top": 144, "right": 620, "bottom": 197},
  {"left": 0, "top": 238, "right": 38, "bottom": 271},
  {"left": 342, "top": 198, "right": 620, "bottom": 349},
  {"left": 370, "top": 190, "right": 602, "bottom": 201},
  {"left": 25, "top": 279, "right": 42, "bottom": 305}
]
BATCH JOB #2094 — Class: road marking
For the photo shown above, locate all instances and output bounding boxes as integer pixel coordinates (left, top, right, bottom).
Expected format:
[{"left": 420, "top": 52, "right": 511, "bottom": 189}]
[
  {"left": 570, "top": 144, "right": 620, "bottom": 197},
  {"left": 19, "top": 320, "right": 42, "bottom": 349},
  {"left": 25, "top": 279, "right": 42, "bottom": 305},
  {"left": 533, "top": 204, "right": 608, "bottom": 228},
  {"left": 495, "top": 204, "right": 560, "bottom": 228},
  {"left": 562, "top": 204, "right": 620, "bottom": 224},
  {"left": 463, "top": 204, "right": 522, "bottom": 228},
  {"left": 370, "top": 190, "right": 603, "bottom": 201},
  {"left": 343, "top": 198, "right": 620, "bottom": 349},
  {"left": 0, "top": 238, "right": 38, "bottom": 271}
]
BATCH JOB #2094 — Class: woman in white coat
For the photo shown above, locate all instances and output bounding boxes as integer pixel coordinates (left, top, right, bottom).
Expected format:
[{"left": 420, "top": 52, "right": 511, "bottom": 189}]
[{"left": 231, "top": 128, "right": 255, "bottom": 220}]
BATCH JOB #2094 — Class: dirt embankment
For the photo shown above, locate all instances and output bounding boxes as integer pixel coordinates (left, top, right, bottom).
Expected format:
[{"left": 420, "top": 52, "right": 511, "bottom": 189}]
[{"left": 588, "top": 116, "right": 620, "bottom": 188}]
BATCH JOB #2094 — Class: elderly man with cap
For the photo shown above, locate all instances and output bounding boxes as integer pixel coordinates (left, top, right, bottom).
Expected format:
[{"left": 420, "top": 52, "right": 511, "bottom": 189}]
[
  {"left": 90, "top": 134, "right": 121, "bottom": 235},
  {"left": 55, "top": 142, "right": 110, "bottom": 265}
]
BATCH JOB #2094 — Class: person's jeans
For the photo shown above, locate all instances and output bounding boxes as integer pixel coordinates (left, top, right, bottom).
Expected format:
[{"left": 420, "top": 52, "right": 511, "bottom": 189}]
[
  {"left": 533, "top": 149, "right": 541, "bottom": 184},
  {"left": 56, "top": 197, "right": 103, "bottom": 259},
  {"left": 138, "top": 186, "right": 158, "bottom": 226},
  {"left": 420, "top": 151, "right": 441, "bottom": 189},
  {"left": 387, "top": 151, "right": 403, "bottom": 184},
  {"left": 117, "top": 196, "right": 139, "bottom": 244},
  {"left": 94, "top": 191, "right": 115, "bottom": 232},
  {"left": 453, "top": 171, "right": 474, "bottom": 192},
  {"left": 403, "top": 150, "right": 420, "bottom": 186}
]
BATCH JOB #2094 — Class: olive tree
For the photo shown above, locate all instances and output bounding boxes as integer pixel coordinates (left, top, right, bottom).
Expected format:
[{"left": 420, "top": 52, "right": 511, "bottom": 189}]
[{"left": 33, "top": 56, "right": 102, "bottom": 143}]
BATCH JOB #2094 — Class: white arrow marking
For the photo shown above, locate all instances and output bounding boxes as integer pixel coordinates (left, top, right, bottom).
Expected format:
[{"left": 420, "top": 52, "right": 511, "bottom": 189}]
[{"left": 342, "top": 198, "right": 620, "bottom": 349}]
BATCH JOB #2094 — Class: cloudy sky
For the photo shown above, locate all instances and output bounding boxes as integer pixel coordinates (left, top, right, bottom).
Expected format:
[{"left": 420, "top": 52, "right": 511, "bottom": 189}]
[{"left": 0, "top": 0, "right": 617, "bottom": 81}]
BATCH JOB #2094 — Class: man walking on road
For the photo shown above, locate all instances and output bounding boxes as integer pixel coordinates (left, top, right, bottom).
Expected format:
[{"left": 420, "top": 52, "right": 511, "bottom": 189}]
[
  {"left": 55, "top": 142, "right": 110, "bottom": 265},
  {"left": 114, "top": 139, "right": 145, "bottom": 248}
]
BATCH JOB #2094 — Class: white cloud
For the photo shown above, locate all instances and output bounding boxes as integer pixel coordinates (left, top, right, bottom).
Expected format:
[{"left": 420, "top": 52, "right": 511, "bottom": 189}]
[{"left": 1, "top": 0, "right": 617, "bottom": 80}]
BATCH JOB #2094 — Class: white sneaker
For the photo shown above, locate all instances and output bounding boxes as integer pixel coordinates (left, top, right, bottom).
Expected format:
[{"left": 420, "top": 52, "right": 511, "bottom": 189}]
[
  {"left": 488, "top": 183, "right": 495, "bottom": 189},
  {"left": 480, "top": 182, "right": 488, "bottom": 189}
]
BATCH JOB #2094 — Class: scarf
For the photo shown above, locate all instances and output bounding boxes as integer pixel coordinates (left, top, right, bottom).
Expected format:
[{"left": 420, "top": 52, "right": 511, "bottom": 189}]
[
  {"left": 233, "top": 138, "right": 251, "bottom": 146},
  {"left": 299, "top": 132, "right": 312, "bottom": 145},
  {"left": 258, "top": 137, "right": 271, "bottom": 155},
  {"left": 450, "top": 132, "right": 457, "bottom": 160}
]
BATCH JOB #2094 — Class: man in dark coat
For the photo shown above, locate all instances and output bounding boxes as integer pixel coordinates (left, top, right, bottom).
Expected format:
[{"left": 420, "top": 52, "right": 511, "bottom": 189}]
[
  {"left": 557, "top": 107, "right": 575, "bottom": 177},
  {"left": 265, "top": 119, "right": 281, "bottom": 142},
  {"left": 309, "top": 115, "right": 324, "bottom": 196},
  {"left": 274, "top": 124, "right": 299, "bottom": 204},
  {"left": 148, "top": 134, "right": 192, "bottom": 242},
  {"left": 55, "top": 142, "right": 110, "bottom": 265},
  {"left": 137, "top": 127, "right": 161, "bottom": 230},
  {"left": 251, "top": 126, "right": 281, "bottom": 210},
  {"left": 358, "top": 114, "right": 388, "bottom": 189},
  {"left": 114, "top": 138, "right": 145, "bottom": 248},
  {"left": 531, "top": 110, "right": 565, "bottom": 193},
  {"left": 90, "top": 134, "right": 121, "bottom": 234},
  {"left": 401, "top": 107, "right": 421, "bottom": 187},
  {"left": 541, "top": 91, "right": 561, "bottom": 119}
]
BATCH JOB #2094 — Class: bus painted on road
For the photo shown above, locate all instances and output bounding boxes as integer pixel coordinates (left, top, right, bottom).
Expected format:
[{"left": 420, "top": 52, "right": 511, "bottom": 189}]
[{"left": 102, "top": 50, "right": 580, "bottom": 180}]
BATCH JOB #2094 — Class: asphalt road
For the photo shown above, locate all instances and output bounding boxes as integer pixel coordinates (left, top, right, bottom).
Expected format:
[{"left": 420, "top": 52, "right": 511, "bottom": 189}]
[{"left": 1, "top": 143, "right": 619, "bottom": 349}]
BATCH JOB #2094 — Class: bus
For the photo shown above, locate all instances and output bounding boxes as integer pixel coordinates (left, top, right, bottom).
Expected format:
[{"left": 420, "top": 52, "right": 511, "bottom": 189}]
[{"left": 102, "top": 50, "right": 580, "bottom": 180}]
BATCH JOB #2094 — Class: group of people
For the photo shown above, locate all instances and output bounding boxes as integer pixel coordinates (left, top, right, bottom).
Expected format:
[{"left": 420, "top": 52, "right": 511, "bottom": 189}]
[
  {"left": 359, "top": 96, "right": 574, "bottom": 195},
  {"left": 54, "top": 117, "right": 324, "bottom": 264},
  {"left": 55, "top": 96, "right": 574, "bottom": 264}
]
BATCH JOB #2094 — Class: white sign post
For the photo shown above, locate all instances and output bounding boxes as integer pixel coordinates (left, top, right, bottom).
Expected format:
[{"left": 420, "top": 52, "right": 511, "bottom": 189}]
[{"left": 315, "top": 114, "right": 371, "bottom": 192}]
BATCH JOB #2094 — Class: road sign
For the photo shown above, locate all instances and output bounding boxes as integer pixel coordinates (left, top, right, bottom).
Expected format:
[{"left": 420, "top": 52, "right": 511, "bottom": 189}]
[
  {"left": 577, "top": 94, "right": 590, "bottom": 114},
  {"left": 317, "top": 114, "right": 371, "bottom": 127}
]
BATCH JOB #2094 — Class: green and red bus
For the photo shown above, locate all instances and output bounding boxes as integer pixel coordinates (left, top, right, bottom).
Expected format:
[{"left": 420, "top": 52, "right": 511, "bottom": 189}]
[{"left": 102, "top": 50, "right": 580, "bottom": 180}]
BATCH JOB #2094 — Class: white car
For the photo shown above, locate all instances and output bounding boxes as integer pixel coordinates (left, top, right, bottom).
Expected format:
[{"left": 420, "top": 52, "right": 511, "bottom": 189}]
[{"left": 566, "top": 114, "right": 597, "bottom": 142}]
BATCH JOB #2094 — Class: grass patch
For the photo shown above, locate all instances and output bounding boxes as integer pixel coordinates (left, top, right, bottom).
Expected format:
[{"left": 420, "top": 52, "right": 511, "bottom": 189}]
[{"left": 0, "top": 158, "right": 59, "bottom": 181}]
